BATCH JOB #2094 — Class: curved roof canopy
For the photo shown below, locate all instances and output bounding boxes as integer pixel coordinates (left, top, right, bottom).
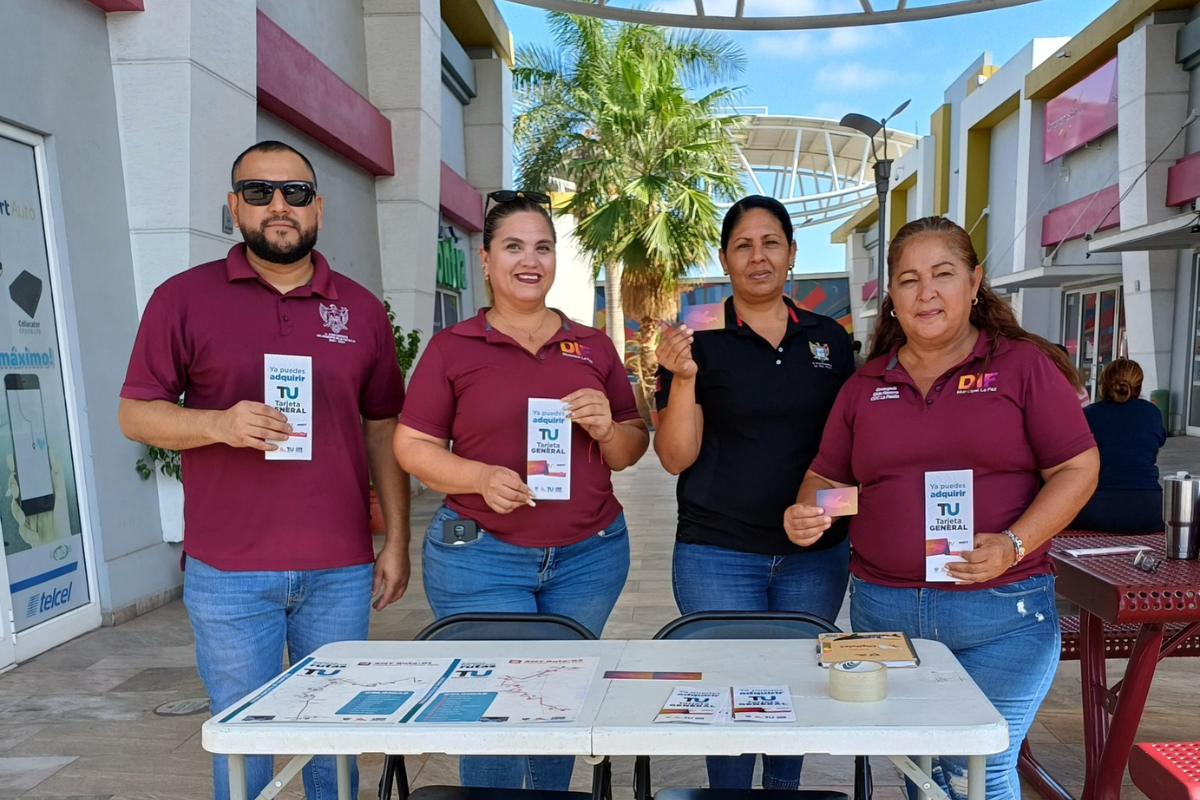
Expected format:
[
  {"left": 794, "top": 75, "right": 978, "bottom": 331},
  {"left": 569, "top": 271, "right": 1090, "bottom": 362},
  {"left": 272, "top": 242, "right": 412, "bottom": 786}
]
[
  {"left": 731, "top": 113, "right": 918, "bottom": 228},
  {"left": 503, "top": 0, "right": 1045, "bottom": 31}
]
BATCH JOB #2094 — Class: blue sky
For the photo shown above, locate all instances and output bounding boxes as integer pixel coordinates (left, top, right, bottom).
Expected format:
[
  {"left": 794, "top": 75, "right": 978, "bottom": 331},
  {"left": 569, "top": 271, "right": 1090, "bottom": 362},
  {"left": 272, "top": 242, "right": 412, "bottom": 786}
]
[{"left": 498, "top": 0, "right": 1113, "bottom": 275}]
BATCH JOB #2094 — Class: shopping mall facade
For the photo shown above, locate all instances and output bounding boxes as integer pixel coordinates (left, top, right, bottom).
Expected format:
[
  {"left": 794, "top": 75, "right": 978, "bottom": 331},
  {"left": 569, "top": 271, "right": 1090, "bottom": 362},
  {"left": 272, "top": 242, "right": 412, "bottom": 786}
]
[
  {"left": 0, "top": 0, "right": 511, "bottom": 665},
  {"left": 836, "top": 0, "right": 1200, "bottom": 433}
]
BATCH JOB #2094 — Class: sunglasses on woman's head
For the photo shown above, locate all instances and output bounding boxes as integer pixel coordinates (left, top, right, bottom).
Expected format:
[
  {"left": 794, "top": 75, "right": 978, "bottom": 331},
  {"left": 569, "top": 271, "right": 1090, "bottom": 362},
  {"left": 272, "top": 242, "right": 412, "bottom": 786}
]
[
  {"left": 487, "top": 190, "right": 552, "bottom": 206},
  {"left": 233, "top": 180, "right": 318, "bottom": 207},
  {"left": 484, "top": 190, "right": 552, "bottom": 219}
]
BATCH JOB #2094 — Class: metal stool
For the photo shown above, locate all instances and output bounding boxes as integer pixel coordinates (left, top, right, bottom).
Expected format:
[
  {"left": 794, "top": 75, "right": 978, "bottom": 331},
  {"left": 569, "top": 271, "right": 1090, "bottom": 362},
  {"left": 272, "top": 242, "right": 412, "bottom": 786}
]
[{"left": 1129, "top": 742, "right": 1200, "bottom": 800}]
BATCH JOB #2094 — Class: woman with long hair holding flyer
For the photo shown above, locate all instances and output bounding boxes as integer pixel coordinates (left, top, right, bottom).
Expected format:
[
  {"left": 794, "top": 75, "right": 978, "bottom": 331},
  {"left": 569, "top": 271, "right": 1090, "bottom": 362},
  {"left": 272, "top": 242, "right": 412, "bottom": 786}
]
[{"left": 785, "top": 216, "right": 1098, "bottom": 799}]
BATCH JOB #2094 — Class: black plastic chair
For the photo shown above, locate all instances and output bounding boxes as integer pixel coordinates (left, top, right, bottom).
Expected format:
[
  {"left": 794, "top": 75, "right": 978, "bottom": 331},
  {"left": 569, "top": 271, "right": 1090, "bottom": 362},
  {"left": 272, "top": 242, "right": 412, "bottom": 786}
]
[
  {"left": 379, "top": 612, "right": 609, "bottom": 800},
  {"left": 638, "top": 611, "right": 871, "bottom": 800}
]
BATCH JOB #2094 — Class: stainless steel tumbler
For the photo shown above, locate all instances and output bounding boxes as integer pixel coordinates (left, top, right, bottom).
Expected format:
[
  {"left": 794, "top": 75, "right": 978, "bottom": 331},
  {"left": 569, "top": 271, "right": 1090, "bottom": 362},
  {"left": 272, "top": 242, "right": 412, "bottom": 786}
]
[{"left": 1162, "top": 471, "right": 1200, "bottom": 560}]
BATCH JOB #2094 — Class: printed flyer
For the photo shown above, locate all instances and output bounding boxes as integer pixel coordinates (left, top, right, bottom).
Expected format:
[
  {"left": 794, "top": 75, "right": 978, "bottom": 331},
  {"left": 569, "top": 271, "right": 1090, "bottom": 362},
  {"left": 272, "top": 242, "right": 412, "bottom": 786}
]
[
  {"left": 654, "top": 686, "right": 729, "bottom": 724},
  {"left": 527, "top": 398, "right": 570, "bottom": 500},
  {"left": 264, "top": 354, "right": 312, "bottom": 460},
  {"left": 924, "top": 469, "right": 974, "bottom": 581}
]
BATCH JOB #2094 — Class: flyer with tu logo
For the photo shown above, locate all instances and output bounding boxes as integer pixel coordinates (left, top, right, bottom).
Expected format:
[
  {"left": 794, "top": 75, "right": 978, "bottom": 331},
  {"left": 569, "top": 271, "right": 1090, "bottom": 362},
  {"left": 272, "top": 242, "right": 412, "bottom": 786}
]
[
  {"left": 264, "top": 354, "right": 312, "bottom": 461},
  {"left": 924, "top": 469, "right": 973, "bottom": 581},
  {"left": 527, "top": 398, "right": 570, "bottom": 500}
]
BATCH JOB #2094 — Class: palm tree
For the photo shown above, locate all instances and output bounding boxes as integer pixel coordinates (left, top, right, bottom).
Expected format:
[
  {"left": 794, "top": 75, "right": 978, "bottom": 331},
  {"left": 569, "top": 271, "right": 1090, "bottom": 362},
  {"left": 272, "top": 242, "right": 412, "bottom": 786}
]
[{"left": 514, "top": 13, "right": 745, "bottom": 406}]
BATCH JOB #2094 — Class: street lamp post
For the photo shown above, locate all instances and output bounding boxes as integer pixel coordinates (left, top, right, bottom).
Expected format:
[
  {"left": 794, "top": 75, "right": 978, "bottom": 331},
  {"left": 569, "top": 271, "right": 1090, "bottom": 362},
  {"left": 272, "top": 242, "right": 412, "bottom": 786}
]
[{"left": 840, "top": 100, "right": 910, "bottom": 315}]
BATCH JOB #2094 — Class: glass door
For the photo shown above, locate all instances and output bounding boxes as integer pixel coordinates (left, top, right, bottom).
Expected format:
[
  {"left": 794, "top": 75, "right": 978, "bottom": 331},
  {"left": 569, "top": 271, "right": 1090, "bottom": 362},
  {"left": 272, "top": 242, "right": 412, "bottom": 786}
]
[
  {"left": 1187, "top": 254, "right": 1200, "bottom": 433},
  {"left": 0, "top": 123, "right": 99, "bottom": 666},
  {"left": 1061, "top": 284, "right": 1124, "bottom": 402}
]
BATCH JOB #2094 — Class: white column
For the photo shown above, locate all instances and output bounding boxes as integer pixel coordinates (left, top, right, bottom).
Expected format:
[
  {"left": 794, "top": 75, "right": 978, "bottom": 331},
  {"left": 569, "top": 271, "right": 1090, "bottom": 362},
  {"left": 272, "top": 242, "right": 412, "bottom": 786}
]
[
  {"left": 107, "top": 0, "right": 257, "bottom": 310},
  {"left": 106, "top": 0, "right": 258, "bottom": 543},
  {"left": 364, "top": 0, "right": 442, "bottom": 341},
  {"left": 1118, "top": 20, "right": 1188, "bottom": 393},
  {"left": 846, "top": 231, "right": 875, "bottom": 346},
  {"left": 1013, "top": 99, "right": 1053, "bottom": 279},
  {"left": 461, "top": 56, "right": 514, "bottom": 318},
  {"left": 464, "top": 56, "right": 513, "bottom": 199}
]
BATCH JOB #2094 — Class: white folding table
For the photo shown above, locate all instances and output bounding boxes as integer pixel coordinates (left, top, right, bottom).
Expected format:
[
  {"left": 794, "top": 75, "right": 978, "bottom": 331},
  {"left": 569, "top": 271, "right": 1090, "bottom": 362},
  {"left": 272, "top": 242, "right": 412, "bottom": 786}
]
[
  {"left": 590, "top": 638, "right": 1008, "bottom": 800},
  {"left": 202, "top": 638, "right": 1006, "bottom": 800},
  {"left": 202, "top": 639, "right": 625, "bottom": 800}
]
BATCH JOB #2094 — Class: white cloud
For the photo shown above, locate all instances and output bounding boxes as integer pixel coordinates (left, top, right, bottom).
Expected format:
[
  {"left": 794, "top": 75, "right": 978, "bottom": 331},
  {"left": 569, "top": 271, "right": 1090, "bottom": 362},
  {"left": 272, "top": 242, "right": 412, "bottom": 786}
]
[
  {"left": 748, "top": 0, "right": 861, "bottom": 16},
  {"left": 813, "top": 61, "right": 909, "bottom": 91},
  {"left": 639, "top": 0, "right": 865, "bottom": 21},
  {"left": 736, "top": 23, "right": 902, "bottom": 64},
  {"left": 809, "top": 100, "right": 851, "bottom": 121}
]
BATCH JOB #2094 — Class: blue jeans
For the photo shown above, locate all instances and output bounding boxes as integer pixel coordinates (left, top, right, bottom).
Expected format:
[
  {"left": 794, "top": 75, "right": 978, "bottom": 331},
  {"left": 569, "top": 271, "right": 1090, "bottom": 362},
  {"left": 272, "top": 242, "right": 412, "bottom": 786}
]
[
  {"left": 672, "top": 539, "right": 851, "bottom": 789},
  {"left": 184, "top": 556, "right": 373, "bottom": 800},
  {"left": 422, "top": 505, "right": 630, "bottom": 790},
  {"left": 849, "top": 573, "right": 1060, "bottom": 800}
]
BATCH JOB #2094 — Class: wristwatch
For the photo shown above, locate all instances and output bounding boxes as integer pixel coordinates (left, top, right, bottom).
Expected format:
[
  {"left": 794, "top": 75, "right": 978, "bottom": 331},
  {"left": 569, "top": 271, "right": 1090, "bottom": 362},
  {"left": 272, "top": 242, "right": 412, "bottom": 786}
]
[{"left": 1002, "top": 529, "right": 1026, "bottom": 566}]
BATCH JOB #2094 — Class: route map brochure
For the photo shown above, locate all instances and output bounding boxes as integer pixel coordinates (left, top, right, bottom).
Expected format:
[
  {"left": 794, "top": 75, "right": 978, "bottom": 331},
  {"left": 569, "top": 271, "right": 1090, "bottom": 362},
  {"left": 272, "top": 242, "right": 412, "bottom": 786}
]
[
  {"left": 817, "top": 632, "right": 920, "bottom": 668},
  {"left": 410, "top": 657, "right": 597, "bottom": 723},
  {"left": 222, "top": 658, "right": 453, "bottom": 723},
  {"left": 222, "top": 656, "right": 599, "bottom": 725}
]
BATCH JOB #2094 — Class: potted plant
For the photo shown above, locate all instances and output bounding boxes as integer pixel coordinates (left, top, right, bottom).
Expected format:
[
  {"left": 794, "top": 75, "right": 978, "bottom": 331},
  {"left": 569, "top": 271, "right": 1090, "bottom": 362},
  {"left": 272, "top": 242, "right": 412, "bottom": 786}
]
[
  {"left": 370, "top": 300, "right": 421, "bottom": 532},
  {"left": 134, "top": 403, "right": 186, "bottom": 542}
]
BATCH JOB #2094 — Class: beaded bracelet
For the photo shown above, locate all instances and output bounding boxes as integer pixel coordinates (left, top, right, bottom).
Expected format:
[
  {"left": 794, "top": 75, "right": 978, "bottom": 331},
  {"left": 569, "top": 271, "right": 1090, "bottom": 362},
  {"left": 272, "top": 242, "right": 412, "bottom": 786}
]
[{"left": 1002, "top": 529, "right": 1026, "bottom": 566}]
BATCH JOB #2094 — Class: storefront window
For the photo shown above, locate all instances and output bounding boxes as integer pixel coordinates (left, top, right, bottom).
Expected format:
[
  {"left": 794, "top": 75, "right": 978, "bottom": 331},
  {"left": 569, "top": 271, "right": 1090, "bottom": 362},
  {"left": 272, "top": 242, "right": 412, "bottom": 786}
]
[
  {"left": 1188, "top": 255, "right": 1200, "bottom": 428},
  {"left": 0, "top": 131, "right": 90, "bottom": 633},
  {"left": 433, "top": 290, "right": 460, "bottom": 334},
  {"left": 1062, "top": 284, "right": 1123, "bottom": 402},
  {"left": 1063, "top": 293, "right": 1080, "bottom": 358},
  {"left": 434, "top": 219, "right": 468, "bottom": 334}
]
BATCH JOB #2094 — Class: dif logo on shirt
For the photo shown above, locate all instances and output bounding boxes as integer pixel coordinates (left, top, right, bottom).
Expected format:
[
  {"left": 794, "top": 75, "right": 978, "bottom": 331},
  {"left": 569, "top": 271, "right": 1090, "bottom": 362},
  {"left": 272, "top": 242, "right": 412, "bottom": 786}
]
[
  {"left": 560, "top": 341, "right": 593, "bottom": 364},
  {"left": 957, "top": 372, "right": 998, "bottom": 394}
]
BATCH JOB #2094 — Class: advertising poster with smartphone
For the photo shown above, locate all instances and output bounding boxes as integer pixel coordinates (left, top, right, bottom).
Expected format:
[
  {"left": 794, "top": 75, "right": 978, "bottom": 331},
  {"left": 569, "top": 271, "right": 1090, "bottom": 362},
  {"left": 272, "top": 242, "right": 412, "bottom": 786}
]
[{"left": 0, "top": 134, "right": 88, "bottom": 632}]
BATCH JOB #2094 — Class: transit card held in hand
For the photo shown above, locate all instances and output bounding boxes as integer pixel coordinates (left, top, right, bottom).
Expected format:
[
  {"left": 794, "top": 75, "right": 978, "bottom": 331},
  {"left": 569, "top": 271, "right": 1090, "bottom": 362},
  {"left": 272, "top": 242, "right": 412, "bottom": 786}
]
[
  {"left": 815, "top": 486, "right": 858, "bottom": 517},
  {"left": 818, "top": 631, "right": 920, "bottom": 668},
  {"left": 680, "top": 302, "right": 726, "bottom": 332}
]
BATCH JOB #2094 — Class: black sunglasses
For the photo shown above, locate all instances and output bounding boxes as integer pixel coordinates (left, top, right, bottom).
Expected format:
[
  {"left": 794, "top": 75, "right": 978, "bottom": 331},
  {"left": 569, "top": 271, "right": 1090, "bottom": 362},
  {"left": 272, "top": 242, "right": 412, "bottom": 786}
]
[
  {"left": 485, "top": 190, "right": 552, "bottom": 217},
  {"left": 233, "top": 180, "right": 317, "bottom": 207}
]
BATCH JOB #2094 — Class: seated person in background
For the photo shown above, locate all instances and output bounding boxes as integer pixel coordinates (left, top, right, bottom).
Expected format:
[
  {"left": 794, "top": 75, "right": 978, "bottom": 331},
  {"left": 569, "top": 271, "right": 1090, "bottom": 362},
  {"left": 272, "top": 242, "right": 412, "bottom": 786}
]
[{"left": 1071, "top": 358, "right": 1166, "bottom": 533}]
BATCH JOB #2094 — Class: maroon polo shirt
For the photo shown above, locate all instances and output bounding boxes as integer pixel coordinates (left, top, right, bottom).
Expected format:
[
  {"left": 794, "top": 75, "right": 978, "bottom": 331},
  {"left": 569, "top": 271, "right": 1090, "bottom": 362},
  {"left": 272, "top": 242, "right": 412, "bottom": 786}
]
[
  {"left": 401, "top": 309, "right": 640, "bottom": 547},
  {"left": 120, "top": 245, "right": 405, "bottom": 571},
  {"left": 810, "top": 331, "right": 1095, "bottom": 589}
]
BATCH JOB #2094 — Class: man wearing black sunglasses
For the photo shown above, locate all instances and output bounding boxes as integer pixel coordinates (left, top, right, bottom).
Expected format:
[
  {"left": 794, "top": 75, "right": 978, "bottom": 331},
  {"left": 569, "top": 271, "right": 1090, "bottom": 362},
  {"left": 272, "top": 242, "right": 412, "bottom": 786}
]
[{"left": 118, "top": 140, "right": 410, "bottom": 800}]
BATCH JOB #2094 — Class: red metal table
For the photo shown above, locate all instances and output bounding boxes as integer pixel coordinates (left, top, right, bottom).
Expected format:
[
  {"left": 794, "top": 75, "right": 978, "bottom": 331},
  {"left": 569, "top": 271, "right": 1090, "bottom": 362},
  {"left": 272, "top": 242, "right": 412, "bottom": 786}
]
[{"left": 1018, "top": 533, "right": 1200, "bottom": 800}]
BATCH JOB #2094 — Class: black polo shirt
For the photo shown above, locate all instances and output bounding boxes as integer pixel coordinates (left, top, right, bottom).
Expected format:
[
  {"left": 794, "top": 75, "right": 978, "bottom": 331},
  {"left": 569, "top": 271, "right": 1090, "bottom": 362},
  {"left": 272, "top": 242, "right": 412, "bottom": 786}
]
[{"left": 656, "top": 297, "right": 854, "bottom": 555}]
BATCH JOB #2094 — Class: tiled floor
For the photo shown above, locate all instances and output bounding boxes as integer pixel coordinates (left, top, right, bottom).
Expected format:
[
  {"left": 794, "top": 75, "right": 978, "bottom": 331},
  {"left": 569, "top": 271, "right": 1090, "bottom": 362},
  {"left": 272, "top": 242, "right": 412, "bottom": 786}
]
[{"left": 3, "top": 436, "right": 1200, "bottom": 798}]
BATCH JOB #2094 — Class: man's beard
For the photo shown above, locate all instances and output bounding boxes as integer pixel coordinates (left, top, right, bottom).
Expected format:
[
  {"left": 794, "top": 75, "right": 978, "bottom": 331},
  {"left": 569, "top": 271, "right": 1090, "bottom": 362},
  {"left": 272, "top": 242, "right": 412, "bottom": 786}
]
[{"left": 243, "top": 219, "right": 318, "bottom": 265}]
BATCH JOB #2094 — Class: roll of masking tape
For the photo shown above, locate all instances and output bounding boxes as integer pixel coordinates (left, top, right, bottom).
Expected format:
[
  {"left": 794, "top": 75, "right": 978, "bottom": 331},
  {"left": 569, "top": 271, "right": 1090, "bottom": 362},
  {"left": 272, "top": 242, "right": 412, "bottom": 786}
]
[{"left": 828, "top": 661, "right": 887, "bottom": 702}]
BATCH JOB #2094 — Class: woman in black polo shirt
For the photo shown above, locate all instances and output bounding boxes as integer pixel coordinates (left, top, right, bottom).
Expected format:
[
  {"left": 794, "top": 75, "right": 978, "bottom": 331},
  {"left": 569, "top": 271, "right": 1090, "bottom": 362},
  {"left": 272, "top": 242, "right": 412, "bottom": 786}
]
[{"left": 654, "top": 195, "right": 855, "bottom": 791}]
